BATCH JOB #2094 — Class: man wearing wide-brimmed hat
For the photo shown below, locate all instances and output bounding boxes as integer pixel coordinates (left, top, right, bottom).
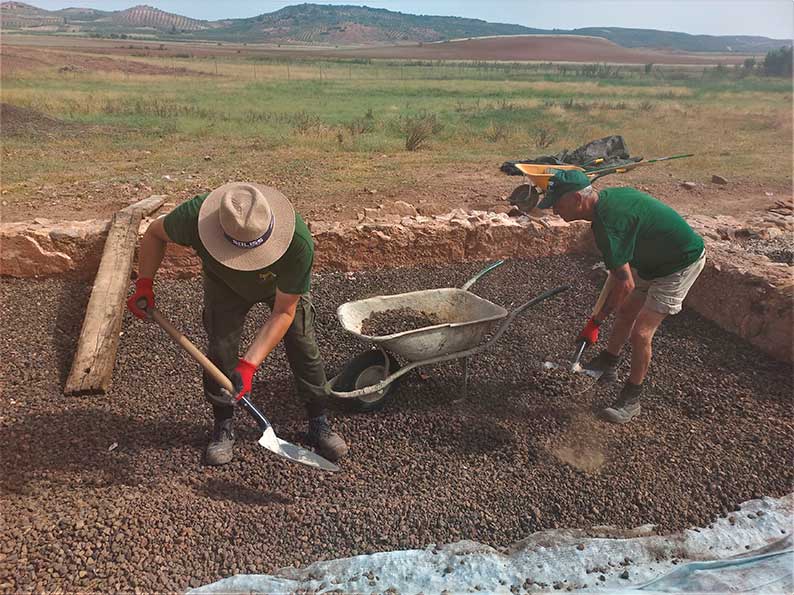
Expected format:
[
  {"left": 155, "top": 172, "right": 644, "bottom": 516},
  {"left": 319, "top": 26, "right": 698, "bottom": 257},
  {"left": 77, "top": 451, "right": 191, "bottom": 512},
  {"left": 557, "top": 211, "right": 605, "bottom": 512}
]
[{"left": 127, "top": 182, "right": 347, "bottom": 465}]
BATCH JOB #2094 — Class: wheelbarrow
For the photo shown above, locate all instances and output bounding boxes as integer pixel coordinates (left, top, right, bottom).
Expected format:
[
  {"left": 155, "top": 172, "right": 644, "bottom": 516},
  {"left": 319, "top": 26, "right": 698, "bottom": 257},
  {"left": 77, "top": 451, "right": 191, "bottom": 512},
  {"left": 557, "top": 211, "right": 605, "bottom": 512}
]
[
  {"left": 508, "top": 154, "right": 694, "bottom": 212},
  {"left": 325, "top": 260, "right": 568, "bottom": 411}
]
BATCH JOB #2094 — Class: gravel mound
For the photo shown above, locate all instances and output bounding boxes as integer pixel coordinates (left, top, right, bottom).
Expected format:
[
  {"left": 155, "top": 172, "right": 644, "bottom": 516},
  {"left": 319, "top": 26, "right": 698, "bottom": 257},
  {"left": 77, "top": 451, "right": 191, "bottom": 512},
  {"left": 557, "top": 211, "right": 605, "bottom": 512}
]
[
  {"left": 1, "top": 255, "right": 791, "bottom": 593},
  {"left": 0, "top": 103, "right": 76, "bottom": 137},
  {"left": 360, "top": 307, "right": 444, "bottom": 336},
  {"left": 744, "top": 235, "right": 794, "bottom": 265}
]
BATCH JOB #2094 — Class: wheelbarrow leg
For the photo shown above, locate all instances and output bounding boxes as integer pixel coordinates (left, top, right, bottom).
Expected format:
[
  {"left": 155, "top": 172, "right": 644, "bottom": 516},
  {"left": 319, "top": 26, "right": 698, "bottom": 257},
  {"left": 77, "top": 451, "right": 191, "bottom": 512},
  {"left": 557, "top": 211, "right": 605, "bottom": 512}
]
[{"left": 454, "top": 356, "right": 470, "bottom": 403}]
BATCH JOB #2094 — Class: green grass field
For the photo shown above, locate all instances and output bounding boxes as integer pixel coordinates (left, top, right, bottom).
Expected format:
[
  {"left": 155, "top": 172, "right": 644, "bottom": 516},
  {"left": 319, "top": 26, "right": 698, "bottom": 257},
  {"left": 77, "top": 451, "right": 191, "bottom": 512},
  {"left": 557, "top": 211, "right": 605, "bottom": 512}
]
[{"left": 2, "top": 53, "right": 791, "bottom": 219}]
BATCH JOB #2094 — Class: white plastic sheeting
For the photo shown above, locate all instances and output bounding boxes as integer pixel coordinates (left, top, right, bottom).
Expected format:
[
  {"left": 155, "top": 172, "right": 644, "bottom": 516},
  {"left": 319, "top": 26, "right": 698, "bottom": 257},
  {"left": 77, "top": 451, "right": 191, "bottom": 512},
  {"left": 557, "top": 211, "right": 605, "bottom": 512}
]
[{"left": 190, "top": 494, "right": 792, "bottom": 594}]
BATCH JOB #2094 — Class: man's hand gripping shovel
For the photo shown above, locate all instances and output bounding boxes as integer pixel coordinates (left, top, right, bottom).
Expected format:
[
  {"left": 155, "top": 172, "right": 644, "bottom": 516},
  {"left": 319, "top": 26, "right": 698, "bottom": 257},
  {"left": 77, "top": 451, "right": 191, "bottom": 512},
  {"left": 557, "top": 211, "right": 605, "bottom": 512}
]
[
  {"left": 541, "top": 273, "right": 613, "bottom": 379},
  {"left": 139, "top": 300, "right": 339, "bottom": 472}
]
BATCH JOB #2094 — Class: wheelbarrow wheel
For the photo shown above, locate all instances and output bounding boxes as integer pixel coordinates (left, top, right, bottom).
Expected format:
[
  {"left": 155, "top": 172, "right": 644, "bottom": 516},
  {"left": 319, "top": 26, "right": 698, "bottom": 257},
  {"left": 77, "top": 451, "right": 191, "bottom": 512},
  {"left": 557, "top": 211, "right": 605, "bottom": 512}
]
[
  {"left": 330, "top": 349, "right": 400, "bottom": 413},
  {"left": 508, "top": 184, "right": 540, "bottom": 213}
]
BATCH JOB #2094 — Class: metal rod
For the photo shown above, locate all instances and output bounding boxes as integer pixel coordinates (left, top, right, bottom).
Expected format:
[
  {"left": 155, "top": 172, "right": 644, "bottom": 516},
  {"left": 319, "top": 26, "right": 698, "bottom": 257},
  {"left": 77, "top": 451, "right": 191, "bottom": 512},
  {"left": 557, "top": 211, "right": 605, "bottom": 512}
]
[
  {"left": 239, "top": 395, "right": 272, "bottom": 431},
  {"left": 462, "top": 357, "right": 469, "bottom": 401},
  {"left": 571, "top": 340, "right": 587, "bottom": 370},
  {"left": 460, "top": 259, "right": 505, "bottom": 291}
]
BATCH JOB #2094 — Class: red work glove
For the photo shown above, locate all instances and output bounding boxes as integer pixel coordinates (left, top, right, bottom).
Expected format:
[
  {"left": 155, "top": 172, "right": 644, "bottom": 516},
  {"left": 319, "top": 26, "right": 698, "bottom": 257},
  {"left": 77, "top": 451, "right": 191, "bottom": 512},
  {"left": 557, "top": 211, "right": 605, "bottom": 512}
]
[
  {"left": 577, "top": 317, "right": 602, "bottom": 345},
  {"left": 126, "top": 277, "right": 154, "bottom": 320},
  {"left": 230, "top": 358, "right": 257, "bottom": 402}
]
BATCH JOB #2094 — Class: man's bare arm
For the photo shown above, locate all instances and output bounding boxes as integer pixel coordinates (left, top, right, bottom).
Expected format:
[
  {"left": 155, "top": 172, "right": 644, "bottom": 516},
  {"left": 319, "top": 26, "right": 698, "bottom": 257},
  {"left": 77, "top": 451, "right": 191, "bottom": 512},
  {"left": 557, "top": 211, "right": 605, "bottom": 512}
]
[
  {"left": 243, "top": 289, "right": 300, "bottom": 366},
  {"left": 138, "top": 217, "right": 171, "bottom": 279},
  {"left": 595, "top": 263, "right": 635, "bottom": 321}
]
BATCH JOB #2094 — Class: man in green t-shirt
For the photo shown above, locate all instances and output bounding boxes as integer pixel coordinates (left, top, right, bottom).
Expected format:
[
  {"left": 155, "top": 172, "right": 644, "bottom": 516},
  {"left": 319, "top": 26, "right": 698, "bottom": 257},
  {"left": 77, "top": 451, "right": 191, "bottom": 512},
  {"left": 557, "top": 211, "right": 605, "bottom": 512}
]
[
  {"left": 126, "top": 182, "right": 348, "bottom": 465},
  {"left": 538, "top": 170, "right": 705, "bottom": 424}
]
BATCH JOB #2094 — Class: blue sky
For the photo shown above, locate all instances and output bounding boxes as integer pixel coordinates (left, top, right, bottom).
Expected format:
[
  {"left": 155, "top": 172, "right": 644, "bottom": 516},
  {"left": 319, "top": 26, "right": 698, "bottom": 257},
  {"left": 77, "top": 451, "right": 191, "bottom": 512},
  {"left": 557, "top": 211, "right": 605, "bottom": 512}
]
[{"left": 30, "top": 1, "right": 794, "bottom": 39}]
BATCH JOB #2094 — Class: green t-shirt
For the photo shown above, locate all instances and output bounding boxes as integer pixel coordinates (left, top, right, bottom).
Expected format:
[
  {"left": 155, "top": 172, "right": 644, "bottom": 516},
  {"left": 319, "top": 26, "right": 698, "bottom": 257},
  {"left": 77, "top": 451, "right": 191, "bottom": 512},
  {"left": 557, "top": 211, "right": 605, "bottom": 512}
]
[
  {"left": 163, "top": 193, "right": 314, "bottom": 301},
  {"left": 591, "top": 187, "right": 704, "bottom": 280}
]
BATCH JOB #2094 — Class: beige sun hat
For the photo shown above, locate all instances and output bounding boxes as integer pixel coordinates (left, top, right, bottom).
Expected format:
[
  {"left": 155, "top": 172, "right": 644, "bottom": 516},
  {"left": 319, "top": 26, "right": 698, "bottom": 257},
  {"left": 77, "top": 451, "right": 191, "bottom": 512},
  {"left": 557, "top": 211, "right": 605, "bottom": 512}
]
[{"left": 198, "top": 182, "right": 295, "bottom": 271}]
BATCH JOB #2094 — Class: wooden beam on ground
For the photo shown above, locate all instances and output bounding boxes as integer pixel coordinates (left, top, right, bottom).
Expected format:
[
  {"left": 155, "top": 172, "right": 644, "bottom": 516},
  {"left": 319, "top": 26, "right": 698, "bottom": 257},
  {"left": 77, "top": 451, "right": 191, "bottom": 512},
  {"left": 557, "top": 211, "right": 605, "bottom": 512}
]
[{"left": 64, "top": 196, "right": 166, "bottom": 395}]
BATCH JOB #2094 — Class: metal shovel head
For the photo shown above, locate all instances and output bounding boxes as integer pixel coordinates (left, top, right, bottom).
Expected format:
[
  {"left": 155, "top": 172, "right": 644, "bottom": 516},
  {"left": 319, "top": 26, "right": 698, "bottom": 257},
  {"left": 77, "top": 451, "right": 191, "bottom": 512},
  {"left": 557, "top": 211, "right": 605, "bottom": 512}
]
[
  {"left": 258, "top": 427, "right": 340, "bottom": 472},
  {"left": 541, "top": 360, "right": 601, "bottom": 378}
]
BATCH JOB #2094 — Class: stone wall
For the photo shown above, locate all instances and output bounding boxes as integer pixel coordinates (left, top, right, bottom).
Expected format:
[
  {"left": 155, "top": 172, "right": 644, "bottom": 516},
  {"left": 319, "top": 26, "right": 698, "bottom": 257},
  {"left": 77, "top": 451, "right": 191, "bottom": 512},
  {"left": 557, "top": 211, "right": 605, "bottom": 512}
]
[
  {"left": 0, "top": 218, "right": 109, "bottom": 279},
  {"left": 687, "top": 244, "right": 792, "bottom": 362},
  {"left": 1, "top": 209, "right": 791, "bottom": 362}
]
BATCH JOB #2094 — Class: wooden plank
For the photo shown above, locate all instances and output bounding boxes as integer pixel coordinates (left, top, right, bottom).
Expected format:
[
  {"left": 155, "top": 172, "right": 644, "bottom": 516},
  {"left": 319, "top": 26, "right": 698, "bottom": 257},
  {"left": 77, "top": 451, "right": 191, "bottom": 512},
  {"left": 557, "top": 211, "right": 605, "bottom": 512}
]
[
  {"left": 64, "top": 196, "right": 164, "bottom": 395},
  {"left": 121, "top": 195, "right": 165, "bottom": 216}
]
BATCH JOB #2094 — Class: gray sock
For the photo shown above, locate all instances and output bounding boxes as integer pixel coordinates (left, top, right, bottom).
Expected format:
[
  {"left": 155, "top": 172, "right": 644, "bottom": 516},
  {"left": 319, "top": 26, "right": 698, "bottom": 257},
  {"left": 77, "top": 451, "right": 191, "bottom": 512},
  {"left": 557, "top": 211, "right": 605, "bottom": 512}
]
[{"left": 621, "top": 381, "right": 643, "bottom": 402}]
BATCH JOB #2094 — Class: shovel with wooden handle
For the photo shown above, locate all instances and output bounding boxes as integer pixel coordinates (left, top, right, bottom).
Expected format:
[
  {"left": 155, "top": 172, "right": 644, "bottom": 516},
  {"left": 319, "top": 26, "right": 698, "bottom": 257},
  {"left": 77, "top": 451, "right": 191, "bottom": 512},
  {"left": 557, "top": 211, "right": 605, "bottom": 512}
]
[
  {"left": 143, "top": 303, "right": 339, "bottom": 472},
  {"left": 541, "top": 273, "right": 614, "bottom": 377}
]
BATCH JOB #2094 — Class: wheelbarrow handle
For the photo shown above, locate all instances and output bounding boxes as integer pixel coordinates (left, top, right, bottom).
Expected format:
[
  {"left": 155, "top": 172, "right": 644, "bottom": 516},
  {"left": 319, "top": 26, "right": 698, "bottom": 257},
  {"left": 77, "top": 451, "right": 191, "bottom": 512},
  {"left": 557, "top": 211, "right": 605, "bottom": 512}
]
[
  {"left": 461, "top": 259, "right": 505, "bottom": 291},
  {"left": 508, "top": 284, "right": 570, "bottom": 319}
]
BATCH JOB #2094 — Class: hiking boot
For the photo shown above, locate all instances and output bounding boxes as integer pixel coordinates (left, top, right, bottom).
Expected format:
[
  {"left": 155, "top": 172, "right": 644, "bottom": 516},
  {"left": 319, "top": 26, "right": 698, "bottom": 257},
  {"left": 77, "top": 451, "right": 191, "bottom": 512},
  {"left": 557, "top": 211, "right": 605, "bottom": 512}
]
[
  {"left": 602, "top": 383, "right": 642, "bottom": 424},
  {"left": 307, "top": 416, "right": 349, "bottom": 462},
  {"left": 205, "top": 418, "right": 235, "bottom": 466},
  {"left": 583, "top": 349, "right": 620, "bottom": 384}
]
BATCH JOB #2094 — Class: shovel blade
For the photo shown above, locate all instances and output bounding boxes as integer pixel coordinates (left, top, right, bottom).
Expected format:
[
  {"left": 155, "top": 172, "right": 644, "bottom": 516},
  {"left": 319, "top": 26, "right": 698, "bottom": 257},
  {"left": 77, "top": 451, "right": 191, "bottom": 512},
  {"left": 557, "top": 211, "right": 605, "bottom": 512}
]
[
  {"left": 258, "top": 427, "right": 340, "bottom": 472},
  {"left": 541, "top": 360, "right": 602, "bottom": 379}
]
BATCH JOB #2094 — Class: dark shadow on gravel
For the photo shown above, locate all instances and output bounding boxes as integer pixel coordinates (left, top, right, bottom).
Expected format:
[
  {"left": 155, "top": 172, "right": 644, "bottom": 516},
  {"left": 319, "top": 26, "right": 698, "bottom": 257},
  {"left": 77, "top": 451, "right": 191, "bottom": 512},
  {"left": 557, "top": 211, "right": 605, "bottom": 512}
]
[
  {"left": 198, "top": 479, "right": 294, "bottom": 506},
  {"left": 0, "top": 407, "right": 204, "bottom": 491},
  {"left": 54, "top": 279, "right": 92, "bottom": 386}
]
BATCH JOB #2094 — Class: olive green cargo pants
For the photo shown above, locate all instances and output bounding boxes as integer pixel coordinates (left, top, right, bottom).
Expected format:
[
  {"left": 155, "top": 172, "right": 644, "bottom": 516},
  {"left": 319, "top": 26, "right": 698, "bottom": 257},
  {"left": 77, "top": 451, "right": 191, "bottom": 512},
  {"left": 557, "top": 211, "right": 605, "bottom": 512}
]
[{"left": 201, "top": 274, "right": 328, "bottom": 422}]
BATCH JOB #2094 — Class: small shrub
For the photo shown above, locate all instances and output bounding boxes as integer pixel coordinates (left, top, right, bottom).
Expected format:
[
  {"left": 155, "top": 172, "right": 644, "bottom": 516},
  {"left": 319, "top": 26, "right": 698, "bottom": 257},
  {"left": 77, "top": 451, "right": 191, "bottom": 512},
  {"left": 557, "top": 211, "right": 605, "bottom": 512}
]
[
  {"left": 534, "top": 126, "right": 556, "bottom": 149},
  {"left": 402, "top": 111, "right": 442, "bottom": 151},
  {"left": 638, "top": 100, "right": 655, "bottom": 111},
  {"left": 348, "top": 108, "right": 375, "bottom": 135},
  {"left": 562, "top": 98, "right": 590, "bottom": 112},
  {"left": 484, "top": 120, "right": 510, "bottom": 142},
  {"left": 291, "top": 111, "right": 322, "bottom": 134}
]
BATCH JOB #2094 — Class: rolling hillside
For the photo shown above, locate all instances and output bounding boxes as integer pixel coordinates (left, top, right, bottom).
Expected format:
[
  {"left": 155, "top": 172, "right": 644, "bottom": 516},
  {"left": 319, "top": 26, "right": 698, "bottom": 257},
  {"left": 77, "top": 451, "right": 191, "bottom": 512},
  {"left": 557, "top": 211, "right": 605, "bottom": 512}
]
[{"left": 0, "top": 1, "right": 789, "bottom": 52}]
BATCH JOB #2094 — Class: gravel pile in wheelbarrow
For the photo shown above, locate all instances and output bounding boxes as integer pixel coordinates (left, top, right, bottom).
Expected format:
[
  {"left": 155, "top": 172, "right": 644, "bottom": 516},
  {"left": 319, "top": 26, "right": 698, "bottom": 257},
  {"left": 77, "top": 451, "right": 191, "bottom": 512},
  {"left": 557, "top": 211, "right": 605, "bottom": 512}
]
[
  {"left": 360, "top": 307, "right": 445, "bottom": 336},
  {"left": 1, "top": 255, "right": 792, "bottom": 593}
]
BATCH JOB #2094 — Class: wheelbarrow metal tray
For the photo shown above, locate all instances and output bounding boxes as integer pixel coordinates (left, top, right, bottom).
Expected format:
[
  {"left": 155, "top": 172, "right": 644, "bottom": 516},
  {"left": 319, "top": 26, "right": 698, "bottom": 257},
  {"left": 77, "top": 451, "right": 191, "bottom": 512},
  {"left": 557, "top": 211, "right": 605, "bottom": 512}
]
[
  {"left": 337, "top": 288, "right": 508, "bottom": 362},
  {"left": 514, "top": 163, "right": 589, "bottom": 190}
]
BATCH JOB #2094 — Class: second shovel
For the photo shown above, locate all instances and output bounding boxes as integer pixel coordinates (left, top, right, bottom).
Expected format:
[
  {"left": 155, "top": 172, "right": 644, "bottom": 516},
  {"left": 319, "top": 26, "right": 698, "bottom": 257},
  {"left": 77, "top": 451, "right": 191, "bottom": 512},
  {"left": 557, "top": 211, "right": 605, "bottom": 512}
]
[{"left": 146, "top": 305, "right": 339, "bottom": 472}]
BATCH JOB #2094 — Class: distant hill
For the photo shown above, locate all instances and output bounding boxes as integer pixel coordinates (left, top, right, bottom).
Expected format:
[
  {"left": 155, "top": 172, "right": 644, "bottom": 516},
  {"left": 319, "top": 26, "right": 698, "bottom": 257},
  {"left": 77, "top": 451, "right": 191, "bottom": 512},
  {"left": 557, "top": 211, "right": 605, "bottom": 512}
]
[
  {"left": 572, "top": 27, "right": 791, "bottom": 53},
  {"left": 206, "top": 4, "right": 538, "bottom": 44},
  {"left": 0, "top": 2, "right": 217, "bottom": 33},
  {"left": 1, "top": 1, "right": 790, "bottom": 52},
  {"left": 108, "top": 5, "right": 211, "bottom": 32}
]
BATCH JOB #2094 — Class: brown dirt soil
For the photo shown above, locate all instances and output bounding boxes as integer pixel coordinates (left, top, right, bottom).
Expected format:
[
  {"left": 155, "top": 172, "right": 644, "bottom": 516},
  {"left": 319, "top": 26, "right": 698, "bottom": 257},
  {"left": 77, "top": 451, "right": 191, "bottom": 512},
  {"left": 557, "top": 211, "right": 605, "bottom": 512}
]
[
  {"left": 1, "top": 255, "right": 791, "bottom": 592},
  {"left": 0, "top": 102, "right": 80, "bottom": 137},
  {"left": 0, "top": 149, "right": 787, "bottom": 225},
  {"left": 0, "top": 45, "right": 204, "bottom": 76},
  {"left": 326, "top": 35, "right": 749, "bottom": 65},
  {"left": 2, "top": 34, "right": 750, "bottom": 65}
]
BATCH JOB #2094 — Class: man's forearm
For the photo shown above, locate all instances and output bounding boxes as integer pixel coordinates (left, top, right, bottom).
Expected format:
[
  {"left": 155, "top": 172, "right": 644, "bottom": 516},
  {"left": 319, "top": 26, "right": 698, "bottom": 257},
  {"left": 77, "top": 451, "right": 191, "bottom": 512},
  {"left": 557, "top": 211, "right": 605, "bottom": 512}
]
[
  {"left": 596, "top": 267, "right": 634, "bottom": 321},
  {"left": 244, "top": 312, "right": 294, "bottom": 366},
  {"left": 138, "top": 226, "right": 168, "bottom": 279}
]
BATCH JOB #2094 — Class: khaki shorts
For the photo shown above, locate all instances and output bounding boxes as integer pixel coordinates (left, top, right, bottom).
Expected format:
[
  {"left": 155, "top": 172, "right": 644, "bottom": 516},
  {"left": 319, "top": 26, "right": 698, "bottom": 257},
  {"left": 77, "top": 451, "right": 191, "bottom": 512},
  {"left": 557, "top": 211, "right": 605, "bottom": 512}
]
[{"left": 633, "top": 250, "right": 706, "bottom": 315}]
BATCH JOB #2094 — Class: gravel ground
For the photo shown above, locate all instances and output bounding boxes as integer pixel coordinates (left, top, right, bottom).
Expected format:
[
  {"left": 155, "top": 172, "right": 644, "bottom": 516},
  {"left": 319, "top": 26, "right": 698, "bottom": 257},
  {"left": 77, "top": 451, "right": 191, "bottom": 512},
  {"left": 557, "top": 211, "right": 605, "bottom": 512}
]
[
  {"left": 1, "top": 255, "right": 792, "bottom": 593},
  {"left": 743, "top": 235, "right": 794, "bottom": 265}
]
